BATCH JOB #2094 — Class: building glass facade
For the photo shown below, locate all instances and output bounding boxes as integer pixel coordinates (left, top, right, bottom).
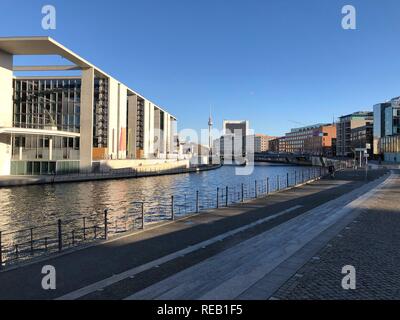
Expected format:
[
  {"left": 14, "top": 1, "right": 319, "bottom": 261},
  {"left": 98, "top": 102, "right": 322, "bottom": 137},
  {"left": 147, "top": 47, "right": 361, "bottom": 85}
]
[
  {"left": 11, "top": 78, "right": 82, "bottom": 174},
  {"left": 13, "top": 78, "right": 81, "bottom": 133}
]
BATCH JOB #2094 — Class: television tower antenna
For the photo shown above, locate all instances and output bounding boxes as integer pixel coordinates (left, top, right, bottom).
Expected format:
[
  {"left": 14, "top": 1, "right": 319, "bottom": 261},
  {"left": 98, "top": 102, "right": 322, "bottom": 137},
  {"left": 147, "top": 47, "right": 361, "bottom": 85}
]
[{"left": 208, "top": 106, "right": 213, "bottom": 162}]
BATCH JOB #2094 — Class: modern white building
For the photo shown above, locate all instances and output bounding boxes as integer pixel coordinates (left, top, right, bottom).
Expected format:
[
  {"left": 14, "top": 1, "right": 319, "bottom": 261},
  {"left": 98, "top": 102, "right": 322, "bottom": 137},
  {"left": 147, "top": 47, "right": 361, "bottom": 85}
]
[{"left": 0, "top": 37, "right": 178, "bottom": 176}]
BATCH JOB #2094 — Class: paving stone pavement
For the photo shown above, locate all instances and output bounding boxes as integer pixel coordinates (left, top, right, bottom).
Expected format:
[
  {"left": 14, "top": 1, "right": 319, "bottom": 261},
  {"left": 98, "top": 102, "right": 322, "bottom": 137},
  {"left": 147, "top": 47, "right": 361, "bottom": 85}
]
[{"left": 273, "top": 171, "right": 400, "bottom": 300}]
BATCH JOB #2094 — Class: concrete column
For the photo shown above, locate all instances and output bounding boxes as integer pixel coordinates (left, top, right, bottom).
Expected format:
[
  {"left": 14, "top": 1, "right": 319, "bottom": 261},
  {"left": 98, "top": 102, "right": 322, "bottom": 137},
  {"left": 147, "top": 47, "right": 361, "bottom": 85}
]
[
  {"left": 127, "top": 94, "right": 138, "bottom": 159},
  {"left": 0, "top": 50, "right": 13, "bottom": 176},
  {"left": 149, "top": 102, "right": 155, "bottom": 157},
  {"left": 163, "top": 112, "right": 169, "bottom": 156},
  {"left": 108, "top": 78, "right": 119, "bottom": 160},
  {"left": 80, "top": 68, "right": 94, "bottom": 171},
  {"left": 143, "top": 100, "right": 150, "bottom": 158},
  {"left": 118, "top": 84, "right": 127, "bottom": 160},
  {"left": 49, "top": 137, "right": 53, "bottom": 161},
  {"left": 154, "top": 108, "right": 161, "bottom": 157}
]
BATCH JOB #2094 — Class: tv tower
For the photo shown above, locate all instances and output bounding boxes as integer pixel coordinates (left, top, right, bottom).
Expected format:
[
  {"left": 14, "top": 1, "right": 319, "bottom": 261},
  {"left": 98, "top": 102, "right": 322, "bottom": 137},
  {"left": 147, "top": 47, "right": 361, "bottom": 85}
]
[{"left": 208, "top": 107, "right": 213, "bottom": 163}]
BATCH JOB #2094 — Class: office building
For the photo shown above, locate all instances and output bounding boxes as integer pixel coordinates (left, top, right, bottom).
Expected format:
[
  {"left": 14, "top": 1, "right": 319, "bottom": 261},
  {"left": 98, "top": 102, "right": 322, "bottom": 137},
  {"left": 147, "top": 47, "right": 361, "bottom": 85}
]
[
  {"left": 284, "top": 123, "right": 335, "bottom": 155},
  {"left": 336, "top": 112, "right": 373, "bottom": 157},
  {"left": 303, "top": 124, "right": 337, "bottom": 157},
  {"left": 351, "top": 123, "right": 374, "bottom": 159},
  {"left": 269, "top": 137, "right": 286, "bottom": 153},
  {"left": 221, "top": 120, "right": 250, "bottom": 160},
  {"left": 254, "top": 134, "right": 276, "bottom": 153},
  {"left": 374, "top": 97, "right": 400, "bottom": 162},
  {"left": 0, "top": 37, "right": 177, "bottom": 176}
]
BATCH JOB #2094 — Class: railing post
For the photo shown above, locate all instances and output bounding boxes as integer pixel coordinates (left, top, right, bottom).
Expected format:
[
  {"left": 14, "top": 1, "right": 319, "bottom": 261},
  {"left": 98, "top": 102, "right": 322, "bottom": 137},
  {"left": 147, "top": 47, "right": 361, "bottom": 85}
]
[
  {"left": 30, "top": 228, "right": 34, "bottom": 256},
  {"left": 104, "top": 209, "right": 108, "bottom": 240},
  {"left": 241, "top": 183, "right": 244, "bottom": 202},
  {"left": 196, "top": 191, "right": 199, "bottom": 213},
  {"left": 255, "top": 180, "right": 257, "bottom": 198},
  {"left": 0, "top": 231, "right": 2, "bottom": 267},
  {"left": 83, "top": 217, "right": 86, "bottom": 240},
  {"left": 217, "top": 188, "right": 219, "bottom": 208},
  {"left": 302, "top": 170, "right": 304, "bottom": 183},
  {"left": 267, "top": 178, "right": 270, "bottom": 195},
  {"left": 225, "top": 186, "right": 228, "bottom": 207},
  {"left": 141, "top": 202, "right": 145, "bottom": 229},
  {"left": 287, "top": 173, "right": 289, "bottom": 188},
  {"left": 295, "top": 171, "right": 297, "bottom": 185},
  {"left": 171, "top": 196, "right": 175, "bottom": 221},
  {"left": 57, "top": 219, "right": 62, "bottom": 252},
  {"left": 277, "top": 176, "right": 280, "bottom": 191}
]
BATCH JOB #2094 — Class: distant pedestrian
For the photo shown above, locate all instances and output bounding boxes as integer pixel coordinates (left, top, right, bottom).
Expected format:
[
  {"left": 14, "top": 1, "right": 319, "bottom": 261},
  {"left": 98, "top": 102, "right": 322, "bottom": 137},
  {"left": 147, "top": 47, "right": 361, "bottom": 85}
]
[{"left": 328, "top": 165, "right": 335, "bottom": 179}]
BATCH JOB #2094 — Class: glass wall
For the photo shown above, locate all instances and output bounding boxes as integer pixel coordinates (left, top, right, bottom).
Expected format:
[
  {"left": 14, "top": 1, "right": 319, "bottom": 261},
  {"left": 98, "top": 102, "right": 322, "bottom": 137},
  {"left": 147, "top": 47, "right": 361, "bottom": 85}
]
[
  {"left": 12, "top": 78, "right": 82, "bottom": 165},
  {"left": 11, "top": 135, "right": 80, "bottom": 161},
  {"left": 13, "top": 78, "right": 81, "bottom": 133},
  {"left": 10, "top": 160, "right": 79, "bottom": 175},
  {"left": 381, "top": 135, "right": 400, "bottom": 153}
]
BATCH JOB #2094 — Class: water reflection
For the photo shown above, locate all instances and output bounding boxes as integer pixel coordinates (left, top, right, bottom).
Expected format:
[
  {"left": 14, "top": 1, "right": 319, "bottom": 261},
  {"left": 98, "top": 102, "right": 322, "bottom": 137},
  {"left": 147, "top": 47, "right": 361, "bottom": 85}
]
[{"left": 0, "top": 164, "right": 307, "bottom": 233}]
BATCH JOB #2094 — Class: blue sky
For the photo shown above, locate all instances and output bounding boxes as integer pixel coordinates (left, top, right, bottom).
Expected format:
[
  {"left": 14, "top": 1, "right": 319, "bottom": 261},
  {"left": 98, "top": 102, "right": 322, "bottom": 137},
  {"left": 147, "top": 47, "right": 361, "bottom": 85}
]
[{"left": 1, "top": 0, "right": 400, "bottom": 136}]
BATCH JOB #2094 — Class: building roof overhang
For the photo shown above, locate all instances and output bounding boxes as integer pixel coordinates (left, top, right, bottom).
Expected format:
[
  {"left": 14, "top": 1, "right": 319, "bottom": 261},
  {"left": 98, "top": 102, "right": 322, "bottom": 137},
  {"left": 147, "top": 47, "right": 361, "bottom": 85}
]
[
  {"left": 0, "top": 36, "right": 177, "bottom": 120},
  {"left": 0, "top": 127, "right": 80, "bottom": 138}
]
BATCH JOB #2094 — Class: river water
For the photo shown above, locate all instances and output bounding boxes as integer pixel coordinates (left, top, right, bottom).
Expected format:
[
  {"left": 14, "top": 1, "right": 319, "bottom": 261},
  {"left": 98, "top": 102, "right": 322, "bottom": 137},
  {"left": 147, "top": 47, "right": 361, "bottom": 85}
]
[{"left": 0, "top": 164, "right": 312, "bottom": 234}]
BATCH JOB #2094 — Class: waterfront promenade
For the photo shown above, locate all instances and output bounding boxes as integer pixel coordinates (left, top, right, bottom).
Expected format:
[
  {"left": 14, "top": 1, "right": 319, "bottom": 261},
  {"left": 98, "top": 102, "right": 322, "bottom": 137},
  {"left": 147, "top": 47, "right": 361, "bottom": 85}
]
[
  {"left": 274, "top": 170, "right": 400, "bottom": 300},
  {"left": 0, "top": 168, "right": 393, "bottom": 300}
]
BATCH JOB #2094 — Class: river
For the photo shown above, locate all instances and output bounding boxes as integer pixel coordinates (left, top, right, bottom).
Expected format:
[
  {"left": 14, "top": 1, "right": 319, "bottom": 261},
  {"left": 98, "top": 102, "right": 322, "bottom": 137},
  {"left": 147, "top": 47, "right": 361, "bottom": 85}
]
[{"left": 0, "top": 164, "right": 313, "bottom": 234}]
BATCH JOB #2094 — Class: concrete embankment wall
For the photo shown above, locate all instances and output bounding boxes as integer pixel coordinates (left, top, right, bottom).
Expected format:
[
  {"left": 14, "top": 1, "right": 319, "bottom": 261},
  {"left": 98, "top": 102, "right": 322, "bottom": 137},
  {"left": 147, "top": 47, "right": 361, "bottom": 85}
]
[
  {"left": 99, "top": 159, "right": 190, "bottom": 171},
  {"left": 0, "top": 162, "right": 221, "bottom": 188}
]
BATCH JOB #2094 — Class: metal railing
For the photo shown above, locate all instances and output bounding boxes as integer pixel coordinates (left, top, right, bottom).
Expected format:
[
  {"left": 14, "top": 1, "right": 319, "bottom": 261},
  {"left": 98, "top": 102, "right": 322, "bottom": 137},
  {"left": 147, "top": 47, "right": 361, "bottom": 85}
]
[{"left": 0, "top": 164, "right": 344, "bottom": 269}]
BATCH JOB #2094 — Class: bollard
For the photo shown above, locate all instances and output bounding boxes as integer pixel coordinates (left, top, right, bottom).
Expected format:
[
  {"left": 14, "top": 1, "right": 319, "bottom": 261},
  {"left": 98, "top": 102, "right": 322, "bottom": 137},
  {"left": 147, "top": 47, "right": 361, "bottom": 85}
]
[
  {"left": 302, "top": 170, "right": 304, "bottom": 183},
  {"left": 277, "top": 176, "right": 280, "bottom": 191},
  {"left": 30, "top": 228, "right": 34, "bottom": 256},
  {"left": 225, "top": 187, "right": 229, "bottom": 207},
  {"left": 171, "top": 196, "right": 175, "bottom": 221},
  {"left": 72, "top": 230, "right": 75, "bottom": 245},
  {"left": 241, "top": 183, "right": 244, "bottom": 202},
  {"left": 57, "top": 219, "right": 62, "bottom": 252},
  {"left": 196, "top": 191, "right": 199, "bottom": 213},
  {"left": 94, "top": 225, "right": 97, "bottom": 239},
  {"left": 217, "top": 188, "right": 220, "bottom": 208},
  {"left": 44, "top": 237, "right": 48, "bottom": 252},
  {"left": 287, "top": 173, "right": 289, "bottom": 188}
]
